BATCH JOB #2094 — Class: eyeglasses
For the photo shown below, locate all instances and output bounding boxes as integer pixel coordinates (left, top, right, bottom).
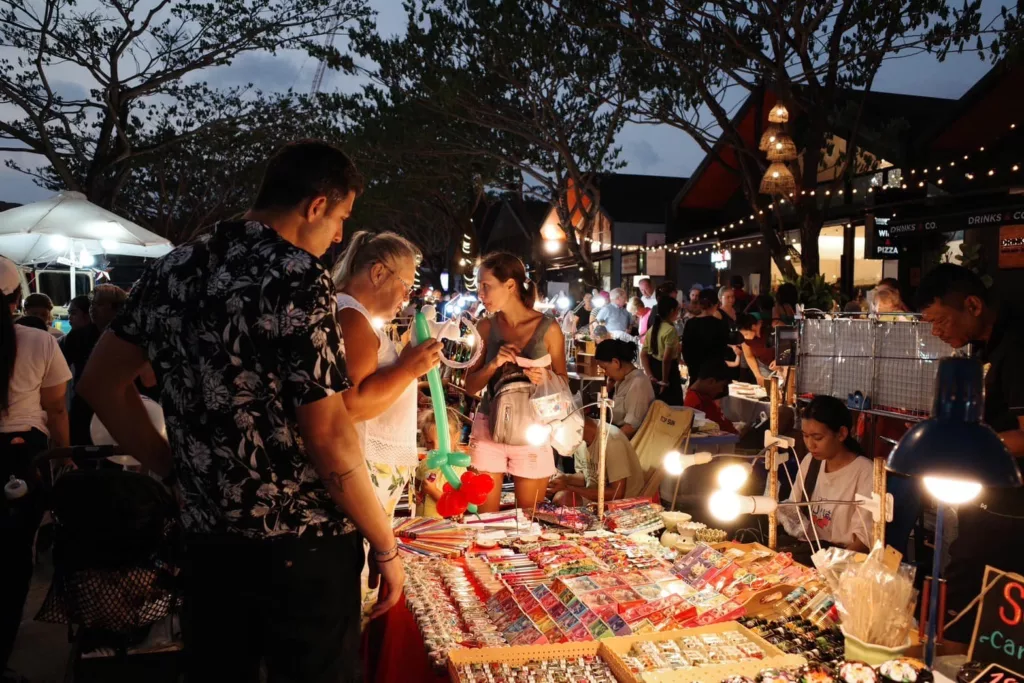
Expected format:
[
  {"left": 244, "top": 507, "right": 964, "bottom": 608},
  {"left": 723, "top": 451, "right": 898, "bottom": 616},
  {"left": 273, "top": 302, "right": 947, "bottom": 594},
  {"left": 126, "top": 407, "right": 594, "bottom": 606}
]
[{"left": 379, "top": 262, "right": 415, "bottom": 295}]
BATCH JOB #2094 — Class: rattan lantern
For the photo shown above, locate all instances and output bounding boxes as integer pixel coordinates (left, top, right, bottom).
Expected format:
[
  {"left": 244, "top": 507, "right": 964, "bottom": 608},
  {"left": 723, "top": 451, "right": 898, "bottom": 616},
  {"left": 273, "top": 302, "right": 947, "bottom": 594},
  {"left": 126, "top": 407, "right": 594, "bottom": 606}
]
[
  {"left": 758, "top": 125, "right": 781, "bottom": 152},
  {"left": 766, "top": 134, "right": 798, "bottom": 162},
  {"left": 760, "top": 162, "right": 796, "bottom": 196},
  {"left": 768, "top": 104, "right": 790, "bottom": 124}
]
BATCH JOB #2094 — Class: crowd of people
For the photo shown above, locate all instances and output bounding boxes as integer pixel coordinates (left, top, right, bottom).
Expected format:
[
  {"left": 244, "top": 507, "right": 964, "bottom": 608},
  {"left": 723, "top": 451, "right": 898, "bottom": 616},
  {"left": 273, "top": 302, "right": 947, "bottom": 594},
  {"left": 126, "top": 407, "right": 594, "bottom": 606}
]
[{"left": 1, "top": 138, "right": 1022, "bottom": 681}]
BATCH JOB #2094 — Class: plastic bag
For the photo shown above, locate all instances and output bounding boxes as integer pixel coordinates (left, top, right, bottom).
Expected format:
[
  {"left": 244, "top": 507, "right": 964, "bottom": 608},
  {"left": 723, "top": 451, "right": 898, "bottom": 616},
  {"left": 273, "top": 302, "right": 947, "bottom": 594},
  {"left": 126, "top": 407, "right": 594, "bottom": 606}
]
[
  {"left": 549, "top": 392, "right": 585, "bottom": 456},
  {"left": 833, "top": 542, "right": 918, "bottom": 648},
  {"left": 530, "top": 370, "right": 573, "bottom": 423}
]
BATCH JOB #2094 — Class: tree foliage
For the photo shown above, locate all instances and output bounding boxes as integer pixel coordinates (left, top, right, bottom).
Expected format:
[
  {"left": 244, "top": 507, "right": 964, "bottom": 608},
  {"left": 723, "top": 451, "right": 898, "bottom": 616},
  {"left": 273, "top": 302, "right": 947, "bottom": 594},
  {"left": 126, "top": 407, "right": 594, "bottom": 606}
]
[
  {"left": 557, "top": 0, "right": 1011, "bottom": 277},
  {"left": 354, "top": 0, "right": 632, "bottom": 287},
  {"left": 0, "top": 0, "right": 369, "bottom": 210}
]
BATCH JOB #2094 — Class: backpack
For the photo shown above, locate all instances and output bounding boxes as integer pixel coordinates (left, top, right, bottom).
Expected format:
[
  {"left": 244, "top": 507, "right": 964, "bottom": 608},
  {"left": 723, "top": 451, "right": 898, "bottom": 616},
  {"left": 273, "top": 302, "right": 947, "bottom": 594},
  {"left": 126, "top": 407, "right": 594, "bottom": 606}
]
[
  {"left": 489, "top": 364, "right": 536, "bottom": 446},
  {"left": 486, "top": 316, "right": 553, "bottom": 445}
]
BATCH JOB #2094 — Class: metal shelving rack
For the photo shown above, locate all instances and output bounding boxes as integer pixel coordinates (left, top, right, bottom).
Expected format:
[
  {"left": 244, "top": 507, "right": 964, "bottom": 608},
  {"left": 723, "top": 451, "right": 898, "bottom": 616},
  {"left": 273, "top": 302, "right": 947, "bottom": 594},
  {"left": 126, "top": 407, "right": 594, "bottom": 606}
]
[{"left": 796, "top": 315, "right": 954, "bottom": 418}]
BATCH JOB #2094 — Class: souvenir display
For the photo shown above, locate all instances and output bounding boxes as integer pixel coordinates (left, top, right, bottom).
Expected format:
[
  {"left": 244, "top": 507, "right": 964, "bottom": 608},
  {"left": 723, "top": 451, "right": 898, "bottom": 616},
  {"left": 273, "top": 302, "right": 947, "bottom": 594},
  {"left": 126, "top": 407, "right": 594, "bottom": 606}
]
[
  {"left": 452, "top": 655, "right": 618, "bottom": 683},
  {"left": 383, "top": 505, "right": 936, "bottom": 683},
  {"left": 467, "top": 549, "right": 546, "bottom": 593},
  {"left": 575, "top": 535, "right": 674, "bottom": 573},
  {"left": 531, "top": 502, "right": 598, "bottom": 532},
  {"left": 602, "top": 498, "right": 665, "bottom": 535},
  {"left": 403, "top": 559, "right": 505, "bottom": 666},
  {"left": 393, "top": 517, "right": 475, "bottom": 557},
  {"left": 876, "top": 658, "right": 933, "bottom": 683},
  {"left": 739, "top": 617, "right": 844, "bottom": 666},
  {"left": 619, "top": 628, "right": 771, "bottom": 675},
  {"left": 673, "top": 544, "right": 819, "bottom": 605},
  {"left": 529, "top": 542, "right": 607, "bottom": 578}
]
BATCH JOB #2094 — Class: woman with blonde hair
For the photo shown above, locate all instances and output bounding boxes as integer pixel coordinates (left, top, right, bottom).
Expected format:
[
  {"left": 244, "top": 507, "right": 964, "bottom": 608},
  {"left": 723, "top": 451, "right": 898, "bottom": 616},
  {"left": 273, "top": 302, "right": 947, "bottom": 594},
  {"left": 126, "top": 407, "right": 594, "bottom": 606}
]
[{"left": 332, "top": 231, "right": 442, "bottom": 517}]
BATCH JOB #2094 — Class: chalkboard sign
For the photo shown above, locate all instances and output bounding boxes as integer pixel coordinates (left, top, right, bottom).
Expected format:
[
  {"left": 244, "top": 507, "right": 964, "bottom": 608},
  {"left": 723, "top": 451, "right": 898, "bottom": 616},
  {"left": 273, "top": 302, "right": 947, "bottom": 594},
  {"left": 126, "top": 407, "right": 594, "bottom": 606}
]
[
  {"left": 968, "top": 566, "right": 1024, "bottom": 677},
  {"left": 966, "top": 663, "right": 1024, "bottom": 683}
]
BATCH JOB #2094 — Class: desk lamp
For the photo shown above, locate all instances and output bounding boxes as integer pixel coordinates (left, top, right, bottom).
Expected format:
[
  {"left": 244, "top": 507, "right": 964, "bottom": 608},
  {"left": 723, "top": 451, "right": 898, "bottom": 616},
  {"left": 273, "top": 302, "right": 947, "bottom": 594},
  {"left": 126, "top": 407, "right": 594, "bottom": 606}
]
[{"left": 887, "top": 357, "right": 1021, "bottom": 667}]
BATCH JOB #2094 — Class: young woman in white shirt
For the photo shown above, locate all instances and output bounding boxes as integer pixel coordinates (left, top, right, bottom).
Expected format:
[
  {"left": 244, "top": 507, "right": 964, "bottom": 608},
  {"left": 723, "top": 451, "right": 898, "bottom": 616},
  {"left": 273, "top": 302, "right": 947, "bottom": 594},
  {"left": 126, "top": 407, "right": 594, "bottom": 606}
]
[
  {"left": 594, "top": 339, "right": 655, "bottom": 439},
  {"left": 778, "top": 395, "right": 873, "bottom": 553},
  {"left": 1, "top": 257, "right": 72, "bottom": 674}
]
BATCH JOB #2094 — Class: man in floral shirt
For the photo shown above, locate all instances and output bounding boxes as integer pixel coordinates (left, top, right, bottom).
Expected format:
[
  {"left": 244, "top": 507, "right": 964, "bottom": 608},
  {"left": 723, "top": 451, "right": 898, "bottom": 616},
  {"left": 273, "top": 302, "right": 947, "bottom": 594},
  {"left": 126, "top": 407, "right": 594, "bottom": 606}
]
[{"left": 79, "top": 141, "right": 401, "bottom": 682}]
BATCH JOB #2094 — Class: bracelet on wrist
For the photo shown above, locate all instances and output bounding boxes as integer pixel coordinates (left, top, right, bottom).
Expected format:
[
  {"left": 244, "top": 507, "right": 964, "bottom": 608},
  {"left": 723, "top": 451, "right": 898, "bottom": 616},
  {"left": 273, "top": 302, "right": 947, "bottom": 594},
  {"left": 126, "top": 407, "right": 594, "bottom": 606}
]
[
  {"left": 376, "top": 553, "right": 400, "bottom": 563},
  {"left": 372, "top": 544, "right": 398, "bottom": 560}
]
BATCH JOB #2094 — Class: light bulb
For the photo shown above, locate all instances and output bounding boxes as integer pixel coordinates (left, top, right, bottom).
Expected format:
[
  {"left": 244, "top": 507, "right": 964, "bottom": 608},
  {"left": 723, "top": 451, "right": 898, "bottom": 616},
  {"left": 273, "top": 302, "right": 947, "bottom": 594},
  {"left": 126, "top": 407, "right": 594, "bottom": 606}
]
[
  {"left": 923, "top": 476, "right": 982, "bottom": 504},
  {"left": 525, "top": 423, "right": 551, "bottom": 447},
  {"left": 717, "top": 463, "right": 750, "bottom": 492},
  {"left": 544, "top": 239, "right": 560, "bottom": 254},
  {"left": 78, "top": 249, "right": 94, "bottom": 267},
  {"left": 709, "top": 490, "right": 743, "bottom": 522},
  {"left": 663, "top": 451, "right": 684, "bottom": 476},
  {"left": 556, "top": 294, "right": 570, "bottom": 311},
  {"left": 49, "top": 234, "right": 68, "bottom": 250},
  {"left": 592, "top": 296, "right": 607, "bottom": 308}
]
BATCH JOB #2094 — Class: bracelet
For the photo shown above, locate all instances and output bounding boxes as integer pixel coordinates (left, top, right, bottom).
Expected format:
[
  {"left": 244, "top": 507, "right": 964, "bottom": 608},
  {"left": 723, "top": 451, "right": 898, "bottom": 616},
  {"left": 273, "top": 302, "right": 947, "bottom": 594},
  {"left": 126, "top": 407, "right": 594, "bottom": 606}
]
[
  {"left": 372, "top": 544, "right": 399, "bottom": 560},
  {"left": 376, "top": 552, "right": 400, "bottom": 563}
]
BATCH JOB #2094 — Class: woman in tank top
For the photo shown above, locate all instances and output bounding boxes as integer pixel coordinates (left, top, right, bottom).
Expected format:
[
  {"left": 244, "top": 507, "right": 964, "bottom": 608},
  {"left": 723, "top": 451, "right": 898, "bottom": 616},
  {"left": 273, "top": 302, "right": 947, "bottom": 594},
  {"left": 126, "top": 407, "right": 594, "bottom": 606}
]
[
  {"left": 464, "top": 252, "right": 568, "bottom": 512},
  {"left": 332, "top": 232, "right": 442, "bottom": 518}
]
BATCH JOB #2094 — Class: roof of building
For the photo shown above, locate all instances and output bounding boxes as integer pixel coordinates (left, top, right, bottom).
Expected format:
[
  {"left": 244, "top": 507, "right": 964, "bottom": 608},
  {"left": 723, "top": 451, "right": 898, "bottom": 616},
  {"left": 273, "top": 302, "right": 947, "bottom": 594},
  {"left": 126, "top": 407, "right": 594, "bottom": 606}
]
[
  {"left": 596, "top": 173, "right": 689, "bottom": 225},
  {"left": 914, "top": 59, "right": 1024, "bottom": 153},
  {"left": 672, "top": 86, "right": 958, "bottom": 215}
]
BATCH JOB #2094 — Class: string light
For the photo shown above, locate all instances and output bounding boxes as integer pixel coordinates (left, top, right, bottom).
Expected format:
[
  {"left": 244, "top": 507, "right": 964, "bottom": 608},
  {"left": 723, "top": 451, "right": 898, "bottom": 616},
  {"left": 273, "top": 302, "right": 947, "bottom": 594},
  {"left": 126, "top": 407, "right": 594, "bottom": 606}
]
[{"left": 574, "top": 120, "right": 1017, "bottom": 259}]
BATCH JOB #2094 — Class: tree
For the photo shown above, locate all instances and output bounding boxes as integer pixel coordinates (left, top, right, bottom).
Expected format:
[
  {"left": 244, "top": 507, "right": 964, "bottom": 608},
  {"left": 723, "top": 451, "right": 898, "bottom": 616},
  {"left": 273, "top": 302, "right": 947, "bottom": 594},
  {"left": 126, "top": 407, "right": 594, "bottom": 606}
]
[
  {"left": 339, "top": 87, "right": 513, "bottom": 289},
  {"left": 356, "top": 0, "right": 632, "bottom": 287},
  {"left": 0, "top": 0, "right": 370, "bottom": 212},
  {"left": 113, "top": 93, "right": 351, "bottom": 244},
  {"left": 559, "top": 0, "right": 1012, "bottom": 277}
]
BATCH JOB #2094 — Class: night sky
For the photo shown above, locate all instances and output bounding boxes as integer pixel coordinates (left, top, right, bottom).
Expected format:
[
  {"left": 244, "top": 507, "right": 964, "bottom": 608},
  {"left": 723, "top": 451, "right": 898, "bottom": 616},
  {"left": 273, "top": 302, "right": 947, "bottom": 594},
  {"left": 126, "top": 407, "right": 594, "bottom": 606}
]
[{"left": 0, "top": 0, "right": 1006, "bottom": 205}]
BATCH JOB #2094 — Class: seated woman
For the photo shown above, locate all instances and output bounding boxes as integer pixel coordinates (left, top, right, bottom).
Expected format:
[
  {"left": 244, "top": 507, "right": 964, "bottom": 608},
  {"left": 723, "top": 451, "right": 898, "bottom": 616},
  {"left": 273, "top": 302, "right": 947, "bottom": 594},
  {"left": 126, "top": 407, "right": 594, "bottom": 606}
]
[
  {"left": 777, "top": 396, "right": 873, "bottom": 553},
  {"left": 547, "top": 418, "right": 645, "bottom": 506},
  {"left": 594, "top": 339, "right": 654, "bottom": 439},
  {"left": 737, "top": 314, "right": 775, "bottom": 386},
  {"left": 683, "top": 358, "right": 737, "bottom": 434}
]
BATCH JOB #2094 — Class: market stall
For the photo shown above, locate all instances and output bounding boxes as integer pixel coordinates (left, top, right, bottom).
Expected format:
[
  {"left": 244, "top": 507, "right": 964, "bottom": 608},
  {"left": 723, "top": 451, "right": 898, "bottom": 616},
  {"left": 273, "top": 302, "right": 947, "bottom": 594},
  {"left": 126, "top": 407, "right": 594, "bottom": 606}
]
[
  {"left": 361, "top": 499, "right": 953, "bottom": 683},
  {"left": 367, "top": 308, "right": 1021, "bottom": 683}
]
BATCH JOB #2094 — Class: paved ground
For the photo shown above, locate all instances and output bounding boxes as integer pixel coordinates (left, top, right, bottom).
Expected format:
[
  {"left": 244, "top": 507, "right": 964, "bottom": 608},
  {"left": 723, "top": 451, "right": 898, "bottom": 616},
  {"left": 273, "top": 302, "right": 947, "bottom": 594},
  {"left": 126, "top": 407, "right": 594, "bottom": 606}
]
[{"left": 7, "top": 553, "right": 72, "bottom": 682}]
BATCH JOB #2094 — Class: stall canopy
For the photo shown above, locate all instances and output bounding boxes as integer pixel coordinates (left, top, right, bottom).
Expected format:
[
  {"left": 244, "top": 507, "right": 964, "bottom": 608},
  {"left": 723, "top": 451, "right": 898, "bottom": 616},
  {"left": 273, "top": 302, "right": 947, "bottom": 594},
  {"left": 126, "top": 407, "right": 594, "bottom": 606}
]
[{"left": 0, "top": 191, "right": 173, "bottom": 265}]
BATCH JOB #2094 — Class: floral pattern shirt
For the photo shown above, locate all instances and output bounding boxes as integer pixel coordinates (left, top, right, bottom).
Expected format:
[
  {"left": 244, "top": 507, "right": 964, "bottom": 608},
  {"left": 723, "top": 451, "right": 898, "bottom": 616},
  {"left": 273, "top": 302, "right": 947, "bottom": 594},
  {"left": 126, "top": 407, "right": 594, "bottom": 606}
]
[{"left": 111, "top": 220, "right": 354, "bottom": 539}]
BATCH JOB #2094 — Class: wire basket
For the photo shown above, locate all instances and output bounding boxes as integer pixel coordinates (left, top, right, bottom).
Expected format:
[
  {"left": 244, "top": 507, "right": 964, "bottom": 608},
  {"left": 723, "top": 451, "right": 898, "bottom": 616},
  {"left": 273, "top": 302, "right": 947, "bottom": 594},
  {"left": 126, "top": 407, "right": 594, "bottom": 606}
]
[{"left": 796, "top": 316, "right": 954, "bottom": 417}]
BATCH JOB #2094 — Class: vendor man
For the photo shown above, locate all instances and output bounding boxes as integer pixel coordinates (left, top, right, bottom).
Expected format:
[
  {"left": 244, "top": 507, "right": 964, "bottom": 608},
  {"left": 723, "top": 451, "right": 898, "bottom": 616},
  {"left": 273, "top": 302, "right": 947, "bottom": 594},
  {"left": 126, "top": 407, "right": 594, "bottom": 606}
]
[
  {"left": 918, "top": 263, "right": 1024, "bottom": 640},
  {"left": 593, "top": 288, "right": 631, "bottom": 333},
  {"left": 548, "top": 418, "right": 645, "bottom": 504}
]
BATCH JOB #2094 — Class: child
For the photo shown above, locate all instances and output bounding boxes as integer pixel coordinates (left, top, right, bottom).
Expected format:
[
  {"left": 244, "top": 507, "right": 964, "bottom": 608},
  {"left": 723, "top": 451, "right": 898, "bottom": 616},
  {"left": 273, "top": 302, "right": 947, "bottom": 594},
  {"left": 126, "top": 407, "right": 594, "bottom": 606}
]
[{"left": 415, "top": 407, "right": 467, "bottom": 518}]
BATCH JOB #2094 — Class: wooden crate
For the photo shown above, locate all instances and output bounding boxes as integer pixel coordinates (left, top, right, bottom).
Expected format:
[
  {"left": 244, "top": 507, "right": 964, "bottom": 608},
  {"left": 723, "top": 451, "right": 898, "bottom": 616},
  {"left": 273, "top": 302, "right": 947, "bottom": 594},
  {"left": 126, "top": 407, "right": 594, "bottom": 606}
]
[
  {"left": 447, "top": 641, "right": 632, "bottom": 682},
  {"left": 599, "top": 622, "right": 807, "bottom": 683}
]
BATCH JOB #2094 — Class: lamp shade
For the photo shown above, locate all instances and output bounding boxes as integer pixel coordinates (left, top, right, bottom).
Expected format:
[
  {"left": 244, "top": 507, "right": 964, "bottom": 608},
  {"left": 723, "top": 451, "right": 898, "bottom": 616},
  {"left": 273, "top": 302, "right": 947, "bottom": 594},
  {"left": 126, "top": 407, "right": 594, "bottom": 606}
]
[{"left": 887, "top": 357, "right": 1022, "bottom": 487}]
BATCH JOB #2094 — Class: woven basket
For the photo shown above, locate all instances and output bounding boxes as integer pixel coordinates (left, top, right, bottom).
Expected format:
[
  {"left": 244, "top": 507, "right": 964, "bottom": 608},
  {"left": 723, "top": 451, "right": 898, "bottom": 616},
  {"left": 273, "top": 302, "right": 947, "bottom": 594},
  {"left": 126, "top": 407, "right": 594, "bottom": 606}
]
[
  {"left": 766, "top": 135, "right": 798, "bottom": 162},
  {"left": 768, "top": 104, "right": 790, "bottom": 123},
  {"left": 760, "top": 162, "right": 796, "bottom": 195}
]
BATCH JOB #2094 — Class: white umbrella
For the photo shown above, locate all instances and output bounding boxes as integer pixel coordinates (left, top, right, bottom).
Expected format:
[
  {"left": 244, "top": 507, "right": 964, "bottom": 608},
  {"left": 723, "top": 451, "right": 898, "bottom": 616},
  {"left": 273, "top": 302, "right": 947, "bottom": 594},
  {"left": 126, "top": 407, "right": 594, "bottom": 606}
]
[{"left": 0, "top": 190, "right": 173, "bottom": 265}]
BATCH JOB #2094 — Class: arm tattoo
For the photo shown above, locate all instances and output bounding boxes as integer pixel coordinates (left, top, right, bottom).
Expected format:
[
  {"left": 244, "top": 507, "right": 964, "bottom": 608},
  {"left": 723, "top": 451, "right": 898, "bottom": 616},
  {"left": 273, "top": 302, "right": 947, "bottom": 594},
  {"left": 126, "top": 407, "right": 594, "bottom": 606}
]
[{"left": 325, "top": 464, "right": 364, "bottom": 493}]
